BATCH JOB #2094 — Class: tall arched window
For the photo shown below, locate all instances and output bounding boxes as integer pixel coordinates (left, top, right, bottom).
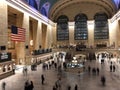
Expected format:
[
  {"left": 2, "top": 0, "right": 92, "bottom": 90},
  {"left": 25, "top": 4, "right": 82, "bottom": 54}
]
[
  {"left": 94, "top": 13, "right": 109, "bottom": 39},
  {"left": 57, "top": 15, "right": 69, "bottom": 40},
  {"left": 74, "top": 13, "right": 88, "bottom": 40}
]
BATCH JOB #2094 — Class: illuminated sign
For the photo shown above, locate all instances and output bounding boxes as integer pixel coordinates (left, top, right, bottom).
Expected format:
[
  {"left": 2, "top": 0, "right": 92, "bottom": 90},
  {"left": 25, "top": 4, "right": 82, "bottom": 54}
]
[
  {"left": 0, "top": 53, "right": 11, "bottom": 62},
  {"left": 1, "top": 53, "right": 8, "bottom": 60}
]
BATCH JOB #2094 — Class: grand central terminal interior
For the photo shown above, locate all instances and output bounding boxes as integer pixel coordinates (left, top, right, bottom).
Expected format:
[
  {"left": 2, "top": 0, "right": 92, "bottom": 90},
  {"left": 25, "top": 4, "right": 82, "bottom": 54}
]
[{"left": 0, "top": 0, "right": 120, "bottom": 90}]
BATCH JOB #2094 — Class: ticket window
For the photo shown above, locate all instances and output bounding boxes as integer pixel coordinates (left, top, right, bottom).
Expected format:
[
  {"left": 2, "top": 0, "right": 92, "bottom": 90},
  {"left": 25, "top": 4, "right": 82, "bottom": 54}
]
[
  {"left": 3, "top": 65, "right": 6, "bottom": 72},
  {"left": 8, "top": 64, "right": 12, "bottom": 71}
]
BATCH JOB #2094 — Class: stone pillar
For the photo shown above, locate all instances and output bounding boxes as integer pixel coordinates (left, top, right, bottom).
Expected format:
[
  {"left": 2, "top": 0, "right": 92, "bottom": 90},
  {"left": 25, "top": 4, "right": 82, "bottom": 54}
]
[
  {"left": 0, "top": 1, "right": 8, "bottom": 47},
  {"left": 22, "top": 13, "right": 30, "bottom": 64},
  {"left": 52, "top": 24, "right": 57, "bottom": 47},
  {"left": 46, "top": 25, "right": 53, "bottom": 48},
  {"left": 15, "top": 42, "right": 25, "bottom": 64},
  {"left": 41, "top": 23, "right": 47, "bottom": 49},
  {"left": 15, "top": 13, "right": 25, "bottom": 64},
  {"left": 37, "top": 21, "right": 42, "bottom": 49},
  {"left": 22, "top": 14, "right": 29, "bottom": 50},
  {"left": 32, "top": 20, "right": 37, "bottom": 50},
  {"left": 35, "top": 21, "right": 41, "bottom": 50},
  {"left": 108, "top": 19, "right": 119, "bottom": 48}
]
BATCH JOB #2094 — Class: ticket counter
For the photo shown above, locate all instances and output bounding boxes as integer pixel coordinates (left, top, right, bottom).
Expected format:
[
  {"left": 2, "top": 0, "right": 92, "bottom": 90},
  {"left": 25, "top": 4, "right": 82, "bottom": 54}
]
[
  {"left": 0, "top": 61, "right": 14, "bottom": 79},
  {"left": 0, "top": 52, "right": 14, "bottom": 79}
]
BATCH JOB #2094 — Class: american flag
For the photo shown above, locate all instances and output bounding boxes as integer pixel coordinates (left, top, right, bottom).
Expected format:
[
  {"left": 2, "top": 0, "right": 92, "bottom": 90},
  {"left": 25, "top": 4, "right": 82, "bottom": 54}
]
[{"left": 11, "top": 25, "right": 25, "bottom": 42}]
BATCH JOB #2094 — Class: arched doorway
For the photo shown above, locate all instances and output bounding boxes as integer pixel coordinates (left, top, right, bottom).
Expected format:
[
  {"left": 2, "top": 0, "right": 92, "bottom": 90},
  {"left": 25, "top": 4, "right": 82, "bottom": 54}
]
[{"left": 95, "top": 51, "right": 112, "bottom": 63}]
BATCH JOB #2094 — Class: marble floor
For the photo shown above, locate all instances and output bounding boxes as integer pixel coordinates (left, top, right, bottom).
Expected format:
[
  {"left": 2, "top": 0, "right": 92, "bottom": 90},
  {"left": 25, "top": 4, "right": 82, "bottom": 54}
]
[{"left": 0, "top": 60, "right": 120, "bottom": 90}]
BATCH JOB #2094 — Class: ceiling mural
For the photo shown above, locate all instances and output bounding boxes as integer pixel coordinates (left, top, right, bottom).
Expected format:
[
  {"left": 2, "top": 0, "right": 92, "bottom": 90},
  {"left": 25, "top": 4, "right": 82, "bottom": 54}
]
[
  {"left": 112, "top": 0, "right": 120, "bottom": 9},
  {"left": 23, "top": 0, "right": 119, "bottom": 20},
  {"left": 24, "top": 0, "right": 58, "bottom": 17}
]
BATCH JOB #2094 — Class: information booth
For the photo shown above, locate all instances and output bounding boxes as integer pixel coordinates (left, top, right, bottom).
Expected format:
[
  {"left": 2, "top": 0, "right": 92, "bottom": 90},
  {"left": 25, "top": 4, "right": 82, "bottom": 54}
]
[
  {"left": 66, "top": 56, "right": 85, "bottom": 73},
  {"left": 0, "top": 52, "right": 14, "bottom": 79}
]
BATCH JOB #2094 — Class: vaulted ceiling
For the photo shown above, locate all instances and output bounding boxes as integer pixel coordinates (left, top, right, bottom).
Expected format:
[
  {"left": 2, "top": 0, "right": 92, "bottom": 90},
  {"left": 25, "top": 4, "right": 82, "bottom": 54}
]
[
  {"left": 24, "top": 0, "right": 119, "bottom": 22},
  {"left": 48, "top": 0, "right": 117, "bottom": 21}
]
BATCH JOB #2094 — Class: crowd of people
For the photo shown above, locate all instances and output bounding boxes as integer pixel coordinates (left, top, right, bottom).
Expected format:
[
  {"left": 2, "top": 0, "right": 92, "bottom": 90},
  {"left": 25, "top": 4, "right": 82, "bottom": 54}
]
[{"left": 2, "top": 53, "right": 120, "bottom": 90}]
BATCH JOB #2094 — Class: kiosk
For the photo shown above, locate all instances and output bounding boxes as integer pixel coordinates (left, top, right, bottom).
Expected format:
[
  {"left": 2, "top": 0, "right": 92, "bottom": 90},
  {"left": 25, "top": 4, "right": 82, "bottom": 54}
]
[{"left": 66, "top": 57, "right": 84, "bottom": 73}]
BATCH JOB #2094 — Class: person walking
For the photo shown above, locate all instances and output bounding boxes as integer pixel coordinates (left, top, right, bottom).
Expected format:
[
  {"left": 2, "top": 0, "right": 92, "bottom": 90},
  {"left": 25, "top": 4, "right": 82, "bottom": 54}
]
[
  {"left": 25, "top": 67, "right": 28, "bottom": 75},
  {"left": 24, "top": 80, "right": 30, "bottom": 90},
  {"left": 41, "top": 74, "right": 45, "bottom": 85},
  {"left": 96, "top": 67, "right": 100, "bottom": 75},
  {"left": 101, "top": 75, "right": 106, "bottom": 86},
  {"left": 23, "top": 68, "right": 25, "bottom": 75},
  {"left": 23, "top": 67, "right": 28, "bottom": 76},
  {"left": 110, "top": 64, "right": 112, "bottom": 72},
  {"left": 88, "top": 65, "right": 91, "bottom": 74},
  {"left": 53, "top": 85, "right": 57, "bottom": 90},
  {"left": 92, "top": 67, "right": 96, "bottom": 75},
  {"left": 2, "top": 82, "right": 6, "bottom": 90},
  {"left": 55, "top": 78, "right": 61, "bottom": 90},
  {"left": 74, "top": 84, "right": 78, "bottom": 90},
  {"left": 113, "top": 65, "right": 116, "bottom": 72},
  {"left": 29, "top": 81, "right": 34, "bottom": 90},
  {"left": 67, "top": 85, "right": 71, "bottom": 90}
]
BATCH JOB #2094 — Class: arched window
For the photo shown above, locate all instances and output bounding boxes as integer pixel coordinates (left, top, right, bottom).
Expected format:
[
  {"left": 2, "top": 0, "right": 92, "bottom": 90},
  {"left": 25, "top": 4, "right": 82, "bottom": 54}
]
[
  {"left": 74, "top": 14, "right": 88, "bottom": 40},
  {"left": 57, "top": 15, "right": 69, "bottom": 40},
  {"left": 94, "top": 13, "right": 109, "bottom": 39}
]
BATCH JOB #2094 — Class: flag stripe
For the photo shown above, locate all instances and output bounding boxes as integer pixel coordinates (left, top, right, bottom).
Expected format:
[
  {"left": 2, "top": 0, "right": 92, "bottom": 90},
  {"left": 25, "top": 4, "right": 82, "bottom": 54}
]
[{"left": 11, "top": 26, "right": 25, "bottom": 42}]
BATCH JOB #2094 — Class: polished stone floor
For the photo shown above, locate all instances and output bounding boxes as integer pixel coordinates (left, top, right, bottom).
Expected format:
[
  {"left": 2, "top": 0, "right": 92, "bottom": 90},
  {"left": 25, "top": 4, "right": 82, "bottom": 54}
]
[{"left": 0, "top": 60, "right": 120, "bottom": 90}]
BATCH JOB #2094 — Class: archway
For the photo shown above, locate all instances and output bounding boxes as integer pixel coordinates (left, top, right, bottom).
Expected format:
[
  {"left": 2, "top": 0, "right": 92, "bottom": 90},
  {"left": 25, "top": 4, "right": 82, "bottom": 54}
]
[{"left": 95, "top": 51, "right": 112, "bottom": 63}]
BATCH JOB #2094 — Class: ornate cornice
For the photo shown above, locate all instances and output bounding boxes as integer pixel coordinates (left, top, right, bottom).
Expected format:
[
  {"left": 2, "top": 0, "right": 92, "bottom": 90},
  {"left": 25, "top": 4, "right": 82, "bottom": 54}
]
[{"left": 5, "top": 0, "right": 55, "bottom": 26}]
